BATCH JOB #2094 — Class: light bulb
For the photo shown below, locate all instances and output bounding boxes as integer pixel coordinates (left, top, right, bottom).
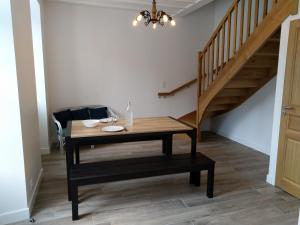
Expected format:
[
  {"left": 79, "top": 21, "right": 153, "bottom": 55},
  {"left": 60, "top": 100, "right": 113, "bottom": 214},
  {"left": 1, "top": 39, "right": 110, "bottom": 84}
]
[
  {"left": 171, "top": 19, "right": 176, "bottom": 26},
  {"left": 137, "top": 14, "right": 143, "bottom": 22},
  {"left": 163, "top": 15, "right": 168, "bottom": 23},
  {"left": 132, "top": 20, "right": 138, "bottom": 27},
  {"left": 153, "top": 23, "right": 157, "bottom": 29}
]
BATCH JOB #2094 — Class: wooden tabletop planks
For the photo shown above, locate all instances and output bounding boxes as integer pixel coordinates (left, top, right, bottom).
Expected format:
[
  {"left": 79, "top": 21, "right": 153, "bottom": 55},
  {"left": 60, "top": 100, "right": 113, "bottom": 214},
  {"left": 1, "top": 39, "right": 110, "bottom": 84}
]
[{"left": 70, "top": 117, "right": 193, "bottom": 138}]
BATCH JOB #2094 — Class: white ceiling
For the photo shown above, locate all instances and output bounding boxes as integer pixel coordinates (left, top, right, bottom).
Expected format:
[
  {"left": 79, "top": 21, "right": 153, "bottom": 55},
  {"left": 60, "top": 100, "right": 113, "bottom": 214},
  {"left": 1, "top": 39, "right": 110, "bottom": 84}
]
[{"left": 46, "top": 0, "right": 215, "bottom": 16}]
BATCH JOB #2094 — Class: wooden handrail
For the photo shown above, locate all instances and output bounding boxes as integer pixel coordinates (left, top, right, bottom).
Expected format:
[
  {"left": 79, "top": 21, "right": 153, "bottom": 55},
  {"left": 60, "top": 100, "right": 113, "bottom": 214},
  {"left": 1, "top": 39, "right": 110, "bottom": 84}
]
[
  {"left": 198, "top": 0, "right": 282, "bottom": 97},
  {"left": 158, "top": 79, "right": 197, "bottom": 97}
]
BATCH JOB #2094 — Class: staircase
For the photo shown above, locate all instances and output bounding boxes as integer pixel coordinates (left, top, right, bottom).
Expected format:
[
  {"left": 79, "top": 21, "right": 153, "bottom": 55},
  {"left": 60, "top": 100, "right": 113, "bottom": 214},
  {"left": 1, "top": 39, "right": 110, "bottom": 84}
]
[
  {"left": 182, "top": 0, "right": 299, "bottom": 134},
  {"left": 200, "top": 29, "right": 281, "bottom": 119}
]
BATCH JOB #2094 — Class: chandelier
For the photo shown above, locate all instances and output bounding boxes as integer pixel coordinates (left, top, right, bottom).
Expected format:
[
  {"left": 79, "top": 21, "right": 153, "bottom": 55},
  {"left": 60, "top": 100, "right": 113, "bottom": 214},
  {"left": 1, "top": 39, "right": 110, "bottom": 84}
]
[{"left": 132, "top": 0, "right": 176, "bottom": 29}]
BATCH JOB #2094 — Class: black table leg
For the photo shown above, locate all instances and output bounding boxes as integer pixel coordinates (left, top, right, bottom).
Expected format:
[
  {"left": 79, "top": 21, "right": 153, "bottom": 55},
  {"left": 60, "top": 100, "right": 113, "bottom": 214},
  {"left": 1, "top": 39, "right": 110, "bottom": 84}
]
[
  {"left": 75, "top": 144, "right": 80, "bottom": 164},
  {"left": 207, "top": 165, "right": 215, "bottom": 198},
  {"left": 71, "top": 183, "right": 79, "bottom": 221},
  {"left": 162, "top": 135, "right": 173, "bottom": 155},
  {"left": 162, "top": 137, "right": 167, "bottom": 154},
  {"left": 65, "top": 137, "right": 74, "bottom": 201},
  {"left": 166, "top": 135, "right": 173, "bottom": 156}
]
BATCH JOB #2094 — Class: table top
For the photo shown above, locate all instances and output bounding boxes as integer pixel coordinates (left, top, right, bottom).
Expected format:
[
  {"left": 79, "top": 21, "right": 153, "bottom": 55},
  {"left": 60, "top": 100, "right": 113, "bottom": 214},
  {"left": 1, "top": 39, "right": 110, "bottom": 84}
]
[{"left": 69, "top": 117, "right": 193, "bottom": 138}]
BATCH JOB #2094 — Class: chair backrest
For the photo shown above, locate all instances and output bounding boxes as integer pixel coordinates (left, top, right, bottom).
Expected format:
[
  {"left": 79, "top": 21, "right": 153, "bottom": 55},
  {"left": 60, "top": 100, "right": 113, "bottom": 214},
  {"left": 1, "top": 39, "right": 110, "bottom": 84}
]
[{"left": 52, "top": 105, "right": 110, "bottom": 129}]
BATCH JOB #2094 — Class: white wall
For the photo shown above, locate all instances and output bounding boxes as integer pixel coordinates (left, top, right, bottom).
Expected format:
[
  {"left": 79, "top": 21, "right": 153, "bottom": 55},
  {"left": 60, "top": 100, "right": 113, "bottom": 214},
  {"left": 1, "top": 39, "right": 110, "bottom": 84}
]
[
  {"left": 0, "top": 0, "right": 43, "bottom": 224},
  {"left": 0, "top": 1, "right": 29, "bottom": 224},
  {"left": 11, "top": 0, "right": 43, "bottom": 211},
  {"left": 210, "top": 0, "right": 277, "bottom": 156},
  {"left": 43, "top": 1, "right": 215, "bottom": 141},
  {"left": 214, "top": 0, "right": 232, "bottom": 28},
  {"left": 30, "top": 0, "right": 50, "bottom": 155},
  {"left": 211, "top": 78, "right": 276, "bottom": 155},
  {"left": 267, "top": 2, "right": 300, "bottom": 185}
]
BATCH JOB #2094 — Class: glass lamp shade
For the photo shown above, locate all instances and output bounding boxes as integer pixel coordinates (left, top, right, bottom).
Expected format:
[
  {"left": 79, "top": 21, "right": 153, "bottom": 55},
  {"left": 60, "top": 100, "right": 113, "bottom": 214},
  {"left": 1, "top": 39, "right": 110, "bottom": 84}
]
[
  {"left": 163, "top": 15, "right": 168, "bottom": 23},
  {"left": 132, "top": 20, "right": 138, "bottom": 26},
  {"left": 137, "top": 14, "right": 143, "bottom": 22}
]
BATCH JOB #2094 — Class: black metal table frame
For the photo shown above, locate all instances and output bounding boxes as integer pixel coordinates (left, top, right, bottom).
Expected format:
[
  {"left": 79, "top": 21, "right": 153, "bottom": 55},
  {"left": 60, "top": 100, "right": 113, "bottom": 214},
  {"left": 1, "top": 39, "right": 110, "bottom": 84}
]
[{"left": 65, "top": 118, "right": 197, "bottom": 201}]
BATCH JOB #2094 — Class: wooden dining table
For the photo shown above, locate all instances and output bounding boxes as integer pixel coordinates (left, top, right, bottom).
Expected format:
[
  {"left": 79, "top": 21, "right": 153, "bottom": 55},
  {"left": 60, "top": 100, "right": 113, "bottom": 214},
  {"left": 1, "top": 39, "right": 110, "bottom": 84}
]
[
  {"left": 64, "top": 117, "right": 215, "bottom": 220},
  {"left": 65, "top": 117, "right": 196, "bottom": 197}
]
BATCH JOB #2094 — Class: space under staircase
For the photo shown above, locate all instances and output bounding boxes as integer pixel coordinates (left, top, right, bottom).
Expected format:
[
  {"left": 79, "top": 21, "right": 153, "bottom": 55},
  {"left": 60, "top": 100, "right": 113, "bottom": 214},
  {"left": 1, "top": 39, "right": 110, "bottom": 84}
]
[{"left": 179, "top": 0, "right": 298, "bottom": 131}]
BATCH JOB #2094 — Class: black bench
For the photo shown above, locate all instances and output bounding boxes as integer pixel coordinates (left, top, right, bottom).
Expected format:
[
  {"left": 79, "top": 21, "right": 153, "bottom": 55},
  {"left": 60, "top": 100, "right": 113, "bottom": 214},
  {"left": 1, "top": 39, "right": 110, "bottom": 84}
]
[{"left": 70, "top": 153, "right": 215, "bottom": 220}]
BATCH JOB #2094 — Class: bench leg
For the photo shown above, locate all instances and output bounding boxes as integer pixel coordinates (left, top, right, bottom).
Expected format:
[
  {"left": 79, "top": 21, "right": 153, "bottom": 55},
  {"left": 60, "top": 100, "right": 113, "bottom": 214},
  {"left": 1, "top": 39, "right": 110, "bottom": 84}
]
[
  {"left": 75, "top": 144, "right": 80, "bottom": 165},
  {"left": 207, "top": 165, "right": 214, "bottom": 198},
  {"left": 190, "top": 172, "right": 201, "bottom": 186},
  {"left": 71, "top": 184, "right": 79, "bottom": 221}
]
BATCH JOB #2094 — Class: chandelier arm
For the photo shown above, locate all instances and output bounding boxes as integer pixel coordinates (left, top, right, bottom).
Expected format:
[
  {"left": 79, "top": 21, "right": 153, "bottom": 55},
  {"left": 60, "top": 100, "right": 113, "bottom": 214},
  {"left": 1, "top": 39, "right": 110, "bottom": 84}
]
[
  {"left": 157, "top": 10, "right": 164, "bottom": 17},
  {"left": 157, "top": 10, "right": 165, "bottom": 26},
  {"left": 142, "top": 10, "right": 151, "bottom": 18},
  {"left": 145, "top": 17, "right": 151, "bottom": 26},
  {"left": 142, "top": 10, "right": 151, "bottom": 26}
]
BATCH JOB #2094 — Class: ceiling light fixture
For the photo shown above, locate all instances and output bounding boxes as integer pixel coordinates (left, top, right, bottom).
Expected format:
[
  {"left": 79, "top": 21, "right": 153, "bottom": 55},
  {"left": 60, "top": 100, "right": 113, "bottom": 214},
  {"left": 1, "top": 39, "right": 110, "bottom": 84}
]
[{"left": 132, "top": 0, "right": 176, "bottom": 29}]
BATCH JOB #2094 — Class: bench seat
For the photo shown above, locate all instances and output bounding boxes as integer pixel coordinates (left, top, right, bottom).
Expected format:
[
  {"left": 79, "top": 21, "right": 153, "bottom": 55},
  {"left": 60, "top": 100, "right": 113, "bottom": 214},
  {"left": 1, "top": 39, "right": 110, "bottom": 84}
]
[{"left": 70, "top": 153, "right": 215, "bottom": 220}]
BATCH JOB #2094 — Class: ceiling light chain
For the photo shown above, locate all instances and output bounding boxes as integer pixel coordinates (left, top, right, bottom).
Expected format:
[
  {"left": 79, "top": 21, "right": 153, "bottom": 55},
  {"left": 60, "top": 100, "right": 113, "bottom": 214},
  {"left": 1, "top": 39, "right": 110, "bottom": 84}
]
[{"left": 132, "top": 0, "right": 176, "bottom": 29}]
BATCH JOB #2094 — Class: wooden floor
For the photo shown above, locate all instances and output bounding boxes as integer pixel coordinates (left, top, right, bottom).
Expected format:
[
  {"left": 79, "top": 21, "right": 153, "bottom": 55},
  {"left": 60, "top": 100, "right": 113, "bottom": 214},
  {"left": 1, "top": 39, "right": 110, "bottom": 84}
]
[{"left": 12, "top": 133, "right": 299, "bottom": 225}]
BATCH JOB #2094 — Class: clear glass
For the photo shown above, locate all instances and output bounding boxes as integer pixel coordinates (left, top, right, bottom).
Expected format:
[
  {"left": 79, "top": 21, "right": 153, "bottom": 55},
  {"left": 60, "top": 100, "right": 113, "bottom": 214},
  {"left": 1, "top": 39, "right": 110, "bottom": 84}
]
[{"left": 125, "top": 101, "right": 133, "bottom": 127}]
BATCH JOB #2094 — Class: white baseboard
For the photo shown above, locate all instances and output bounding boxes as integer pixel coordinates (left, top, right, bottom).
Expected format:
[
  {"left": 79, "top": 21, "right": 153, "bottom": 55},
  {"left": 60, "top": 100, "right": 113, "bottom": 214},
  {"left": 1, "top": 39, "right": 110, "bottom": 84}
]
[
  {"left": 40, "top": 146, "right": 50, "bottom": 155},
  {"left": 266, "top": 173, "right": 275, "bottom": 185},
  {"left": 28, "top": 168, "right": 43, "bottom": 214},
  {"left": 0, "top": 208, "right": 29, "bottom": 225},
  {"left": 0, "top": 169, "right": 43, "bottom": 224},
  {"left": 213, "top": 130, "right": 268, "bottom": 155}
]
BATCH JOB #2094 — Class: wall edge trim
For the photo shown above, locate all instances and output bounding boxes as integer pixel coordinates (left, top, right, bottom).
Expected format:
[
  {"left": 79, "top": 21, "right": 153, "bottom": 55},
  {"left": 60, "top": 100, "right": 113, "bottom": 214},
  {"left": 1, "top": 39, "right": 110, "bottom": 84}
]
[{"left": 28, "top": 168, "right": 44, "bottom": 214}]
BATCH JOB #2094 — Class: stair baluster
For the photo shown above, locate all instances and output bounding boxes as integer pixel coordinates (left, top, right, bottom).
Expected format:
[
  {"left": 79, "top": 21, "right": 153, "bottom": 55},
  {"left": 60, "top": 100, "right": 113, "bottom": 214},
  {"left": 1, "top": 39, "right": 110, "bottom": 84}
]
[{"left": 198, "top": 0, "right": 282, "bottom": 97}]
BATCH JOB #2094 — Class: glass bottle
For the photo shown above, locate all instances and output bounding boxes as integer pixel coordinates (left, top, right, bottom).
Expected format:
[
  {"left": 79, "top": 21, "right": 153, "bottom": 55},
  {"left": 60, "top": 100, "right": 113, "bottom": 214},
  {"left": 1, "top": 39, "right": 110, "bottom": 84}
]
[{"left": 125, "top": 101, "right": 133, "bottom": 127}]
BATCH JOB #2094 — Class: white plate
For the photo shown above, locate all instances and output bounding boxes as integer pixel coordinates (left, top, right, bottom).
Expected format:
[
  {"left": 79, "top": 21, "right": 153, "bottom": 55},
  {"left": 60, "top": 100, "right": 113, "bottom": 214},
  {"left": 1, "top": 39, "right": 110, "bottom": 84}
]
[
  {"left": 99, "top": 117, "right": 118, "bottom": 123},
  {"left": 102, "top": 125, "right": 124, "bottom": 132},
  {"left": 82, "top": 120, "right": 100, "bottom": 128}
]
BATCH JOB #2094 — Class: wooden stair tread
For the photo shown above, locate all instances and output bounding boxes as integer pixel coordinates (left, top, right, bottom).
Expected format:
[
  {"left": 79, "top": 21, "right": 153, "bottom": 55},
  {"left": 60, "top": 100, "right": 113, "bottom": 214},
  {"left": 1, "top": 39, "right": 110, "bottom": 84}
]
[
  {"left": 225, "top": 80, "right": 261, "bottom": 88},
  {"left": 203, "top": 110, "right": 227, "bottom": 118},
  {"left": 210, "top": 97, "right": 241, "bottom": 105},
  {"left": 207, "top": 104, "right": 233, "bottom": 112},
  {"left": 244, "top": 55, "right": 279, "bottom": 69},
  {"left": 237, "top": 68, "right": 270, "bottom": 77},
  {"left": 179, "top": 111, "right": 197, "bottom": 128},
  {"left": 217, "top": 88, "right": 251, "bottom": 97},
  {"left": 256, "top": 41, "right": 280, "bottom": 56}
]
